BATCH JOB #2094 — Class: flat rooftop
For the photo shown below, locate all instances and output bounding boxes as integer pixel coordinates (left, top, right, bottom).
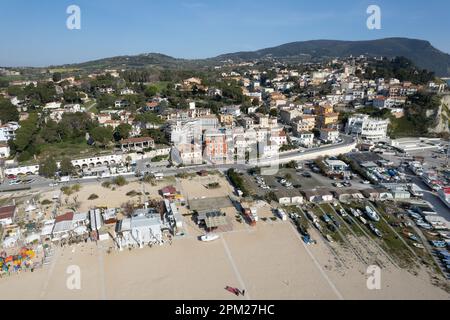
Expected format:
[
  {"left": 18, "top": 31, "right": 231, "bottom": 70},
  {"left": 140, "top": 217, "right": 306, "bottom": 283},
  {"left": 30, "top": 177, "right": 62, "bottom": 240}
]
[{"left": 189, "top": 196, "right": 233, "bottom": 212}]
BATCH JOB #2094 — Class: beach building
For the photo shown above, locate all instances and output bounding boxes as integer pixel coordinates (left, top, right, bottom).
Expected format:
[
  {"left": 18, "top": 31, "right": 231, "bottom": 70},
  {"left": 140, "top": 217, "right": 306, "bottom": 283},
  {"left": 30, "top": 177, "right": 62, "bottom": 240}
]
[
  {"left": 116, "top": 208, "right": 163, "bottom": 249},
  {"left": 197, "top": 210, "right": 228, "bottom": 231},
  {"left": 52, "top": 212, "right": 75, "bottom": 240},
  {"left": 0, "top": 205, "right": 17, "bottom": 226}
]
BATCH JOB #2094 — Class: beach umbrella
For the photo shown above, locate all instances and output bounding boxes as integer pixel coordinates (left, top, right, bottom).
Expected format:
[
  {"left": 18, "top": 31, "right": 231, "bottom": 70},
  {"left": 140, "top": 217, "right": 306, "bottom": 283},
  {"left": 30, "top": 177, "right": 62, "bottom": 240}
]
[{"left": 26, "top": 250, "right": 35, "bottom": 258}]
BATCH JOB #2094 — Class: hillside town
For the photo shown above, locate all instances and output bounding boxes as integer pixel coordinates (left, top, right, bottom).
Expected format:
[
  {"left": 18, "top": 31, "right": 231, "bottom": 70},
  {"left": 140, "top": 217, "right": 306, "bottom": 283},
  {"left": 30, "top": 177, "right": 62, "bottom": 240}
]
[{"left": 0, "top": 54, "right": 449, "bottom": 299}]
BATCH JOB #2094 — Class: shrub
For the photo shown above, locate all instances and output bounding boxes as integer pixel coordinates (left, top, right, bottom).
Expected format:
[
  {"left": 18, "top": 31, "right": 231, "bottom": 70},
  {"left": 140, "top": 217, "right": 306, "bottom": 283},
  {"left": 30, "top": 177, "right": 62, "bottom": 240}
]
[
  {"left": 126, "top": 190, "right": 141, "bottom": 197},
  {"left": 88, "top": 194, "right": 99, "bottom": 200},
  {"left": 113, "top": 176, "right": 128, "bottom": 187},
  {"left": 61, "top": 186, "right": 73, "bottom": 196},
  {"left": 41, "top": 199, "right": 52, "bottom": 205},
  {"left": 142, "top": 174, "right": 155, "bottom": 184},
  {"left": 102, "top": 181, "right": 111, "bottom": 188},
  {"left": 207, "top": 182, "right": 220, "bottom": 189},
  {"left": 151, "top": 155, "right": 168, "bottom": 162}
]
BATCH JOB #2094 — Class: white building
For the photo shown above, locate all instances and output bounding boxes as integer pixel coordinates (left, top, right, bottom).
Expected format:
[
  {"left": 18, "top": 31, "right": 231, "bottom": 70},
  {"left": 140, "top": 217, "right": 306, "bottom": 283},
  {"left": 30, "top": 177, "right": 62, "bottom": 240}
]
[
  {"left": 116, "top": 209, "right": 163, "bottom": 249},
  {"left": 346, "top": 114, "right": 388, "bottom": 141},
  {"left": 5, "top": 164, "right": 40, "bottom": 176},
  {"left": 44, "top": 102, "right": 62, "bottom": 110},
  {"left": 0, "top": 122, "right": 20, "bottom": 142},
  {"left": 71, "top": 154, "right": 123, "bottom": 171},
  {"left": 0, "top": 143, "right": 10, "bottom": 158},
  {"left": 320, "top": 128, "right": 340, "bottom": 143},
  {"left": 296, "top": 131, "right": 314, "bottom": 148},
  {"left": 171, "top": 143, "right": 203, "bottom": 166},
  {"left": 170, "top": 120, "right": 203, "bottom": 145},
  {"left": 120, "top": 88, "right": 135, "bottom": 95}
]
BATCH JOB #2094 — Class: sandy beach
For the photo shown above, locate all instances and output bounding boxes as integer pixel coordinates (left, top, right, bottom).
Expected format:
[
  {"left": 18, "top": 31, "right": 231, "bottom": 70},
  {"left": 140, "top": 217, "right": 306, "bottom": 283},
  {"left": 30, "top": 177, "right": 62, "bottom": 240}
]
[{"left": 0, "top": 221, "right": 448, "bottom": 300}]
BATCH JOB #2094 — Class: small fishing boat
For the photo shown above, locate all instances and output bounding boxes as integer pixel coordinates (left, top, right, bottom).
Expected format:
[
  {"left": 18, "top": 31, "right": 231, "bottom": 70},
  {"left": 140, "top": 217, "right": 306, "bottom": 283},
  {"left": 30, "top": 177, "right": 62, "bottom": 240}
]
[
  {"left": 365, "top": 206, "right": 380, "bottom": 222},
  {"left": 200, "top": 234, "right": 219, "bottom": 242}
]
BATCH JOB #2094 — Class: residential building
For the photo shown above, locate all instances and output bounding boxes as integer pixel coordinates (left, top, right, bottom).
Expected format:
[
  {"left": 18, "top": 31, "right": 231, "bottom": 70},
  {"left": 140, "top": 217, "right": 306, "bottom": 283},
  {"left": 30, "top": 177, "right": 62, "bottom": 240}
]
[
  {"left": 296, "top": 115, "right": 316, "bottom": 131},
  {"left": 120, "top": 88, "right": 135, "bottom": 95},
  {"left": 120, "top": 137, "right": 155, "bottom": 152},
  {"left": 203, "top": 129, "right": 229, "bottom": 162},
  {"left": 320, "top": 128, "right": 340, "bottom": 143},
  {"left": 317, "top": 113, "right": 339, "bottom": 129},
  {"left": 0, "top": 122, "right": 20, "bottom": 141},
  {"left": 219, "top": 114, "right": 234, "bottom": 126},
  {"left": 114, "top": 100, "right": 129, "bottom": 108},
  {"left": 296, "top": 131, "right": 314, "bottom": 148},
  {"left": 280, "top": 109, "right": 303, "bottom": 124},
  {"left": 171, "top": 143, "right": 203, "bottom": 166},
  {"left": 346, "top": 114, "right": 389, "bottom": 141},
  {"left": 0, "top": 143, "right": 10, "bottom": 158}
]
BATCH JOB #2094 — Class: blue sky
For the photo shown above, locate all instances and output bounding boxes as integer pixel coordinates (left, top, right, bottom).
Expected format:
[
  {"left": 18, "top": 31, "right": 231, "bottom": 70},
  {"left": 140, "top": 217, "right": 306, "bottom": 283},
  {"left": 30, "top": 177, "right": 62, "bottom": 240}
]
[{"left": 1, "top": 0, "right": 449, "bottom": 67}]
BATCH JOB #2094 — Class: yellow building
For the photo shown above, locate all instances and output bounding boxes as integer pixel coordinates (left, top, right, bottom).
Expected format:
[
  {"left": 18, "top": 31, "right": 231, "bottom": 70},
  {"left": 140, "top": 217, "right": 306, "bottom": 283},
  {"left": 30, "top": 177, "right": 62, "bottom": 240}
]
[
  {"left": 296, "top": 115, "right": 316, "bottom": 131},
  {"left": 317, "top": 113, "right": 339, "bottom": 128},
  {"left": 219, "top": 114, "right": 234, "bottom": 126},
  {"left": 316, "top": 104, "right": 334, "bottom": 115}
]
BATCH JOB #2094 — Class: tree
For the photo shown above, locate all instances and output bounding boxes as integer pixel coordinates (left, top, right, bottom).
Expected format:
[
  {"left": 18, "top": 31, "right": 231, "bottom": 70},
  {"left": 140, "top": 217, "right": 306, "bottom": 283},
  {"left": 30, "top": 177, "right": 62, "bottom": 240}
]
[
  {"left": 0, "top": 79, "right": 9, "bottom": 88},
  {"left": 57, "top": 112, "right": 96, "bottom": 141},
  {"left": 63, "top": 89, "right": 81, "bottom": 103},
  {"left": 39, "top": 157, "right": 58, "bottom": 178},
  {"left": 145, "top": 85, "right": 158, "bottom": 98},
  {"left": 40, "top": 120, "right": 60, "bottom": 143},
  {"left": 147, "top": 128, "right": 168, "bottom": 145},
  {"left": 90, "top": 126, "right": 113, "bottom": 146},
  {"left": 114, "top": 123, "right": 132, "bottom": 141},
  {"left": 269, "top": 109, "right": 278, "bottom": 117},
  {"left": 13, "top": 113, "right": 39, "bottom": 155},
  {"left": 0, "top": 98, "right": 19, "bottom": 123},
  {"left": 52, "top": 73, "right": 62, "bottom": 83},
  {"left": 60, "top": 157, "right": 75, "bottom": 176}
]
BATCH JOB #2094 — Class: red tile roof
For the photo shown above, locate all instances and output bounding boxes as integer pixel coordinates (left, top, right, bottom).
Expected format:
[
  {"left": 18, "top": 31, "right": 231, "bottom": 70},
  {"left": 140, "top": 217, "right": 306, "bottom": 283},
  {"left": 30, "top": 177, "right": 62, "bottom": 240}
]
[
  {"left": 121, "top": 137, "right": 154, "bottom": 144},
  {"left": 0, "top": 205, "right": 16, "bottom": 220},
  {"left": 55, "top": 212, "right": 74, "bottom": 223}
]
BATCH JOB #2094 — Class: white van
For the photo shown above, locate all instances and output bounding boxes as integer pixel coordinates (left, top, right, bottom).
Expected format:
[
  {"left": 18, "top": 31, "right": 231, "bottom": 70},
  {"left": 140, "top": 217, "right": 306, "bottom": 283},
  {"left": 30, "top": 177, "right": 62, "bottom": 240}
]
[{"left": 277, "top": 209, "right": 288, "bottom": 221}]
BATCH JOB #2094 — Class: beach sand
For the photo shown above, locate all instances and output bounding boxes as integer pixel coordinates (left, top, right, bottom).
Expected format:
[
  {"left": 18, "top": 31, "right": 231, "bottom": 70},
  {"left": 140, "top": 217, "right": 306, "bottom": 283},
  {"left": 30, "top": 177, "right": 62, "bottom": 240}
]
[{"left": 0, "top": 221, "right": 448, "bottom": 300}]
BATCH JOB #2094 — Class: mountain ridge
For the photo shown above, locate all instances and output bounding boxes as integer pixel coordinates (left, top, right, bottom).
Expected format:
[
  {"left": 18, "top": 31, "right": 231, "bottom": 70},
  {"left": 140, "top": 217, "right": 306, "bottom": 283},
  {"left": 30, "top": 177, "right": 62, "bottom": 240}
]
[{"left": 49, "top": 38, "right": 450, "bottom": 76}]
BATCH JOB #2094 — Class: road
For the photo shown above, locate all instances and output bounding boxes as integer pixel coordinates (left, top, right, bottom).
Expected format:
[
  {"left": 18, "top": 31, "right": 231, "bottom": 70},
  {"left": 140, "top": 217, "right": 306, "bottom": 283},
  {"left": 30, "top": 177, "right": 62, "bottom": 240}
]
[{"left": 0, "top": 134, "right": 356, "bottom": 193}]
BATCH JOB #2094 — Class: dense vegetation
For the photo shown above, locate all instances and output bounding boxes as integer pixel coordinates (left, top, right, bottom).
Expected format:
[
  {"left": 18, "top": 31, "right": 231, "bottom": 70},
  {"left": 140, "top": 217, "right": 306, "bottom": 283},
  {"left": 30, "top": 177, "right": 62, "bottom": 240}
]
[
  {"left": 362, "top": 57, "right": 435, "bottom": 85},
  {"left": 389, "top": 92, "right": 442, "bottom": 137},
  {"left": 227, "top": 169, "right": 249, "bottom": 197}
]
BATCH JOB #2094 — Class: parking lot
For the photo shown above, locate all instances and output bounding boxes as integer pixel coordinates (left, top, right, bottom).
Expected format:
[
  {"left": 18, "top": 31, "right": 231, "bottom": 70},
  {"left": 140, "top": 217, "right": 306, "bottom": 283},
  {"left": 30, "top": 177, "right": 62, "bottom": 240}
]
[{"left": 242, "top": 165, "right": 373, "bottom": 200}]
